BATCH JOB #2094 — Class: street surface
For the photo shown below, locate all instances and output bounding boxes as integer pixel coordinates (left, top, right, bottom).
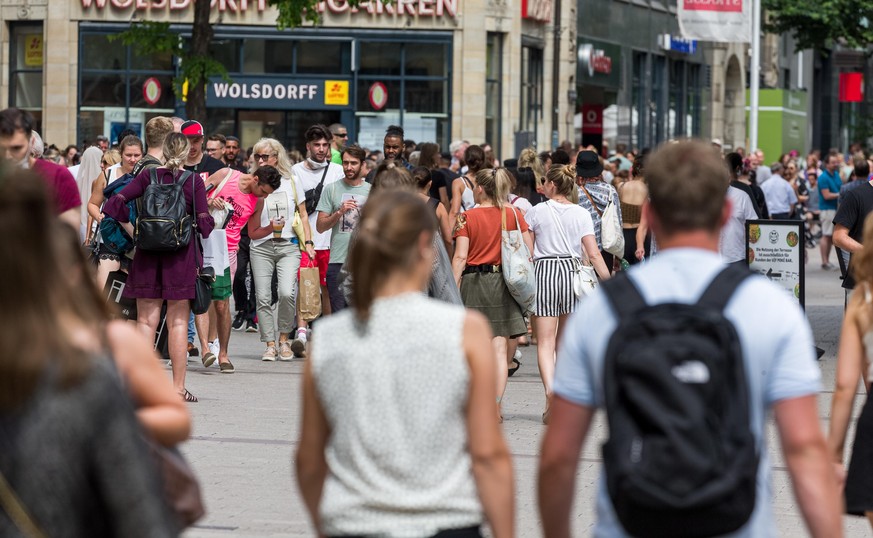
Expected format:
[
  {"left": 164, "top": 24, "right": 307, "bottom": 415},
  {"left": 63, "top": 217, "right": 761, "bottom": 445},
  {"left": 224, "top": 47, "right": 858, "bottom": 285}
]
[{"left": 180, "top": 245, "right": 870, "bottom": 537}]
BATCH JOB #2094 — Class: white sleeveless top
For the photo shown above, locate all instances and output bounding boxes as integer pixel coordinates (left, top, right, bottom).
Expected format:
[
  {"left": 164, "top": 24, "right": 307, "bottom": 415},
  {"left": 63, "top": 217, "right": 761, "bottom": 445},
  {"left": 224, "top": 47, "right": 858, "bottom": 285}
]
[
  {"left": 312, "top": 293, "right": 482, "bottom": 537},
  {"left": 460, "top": 176, "right": 476, "bottom": 211}
]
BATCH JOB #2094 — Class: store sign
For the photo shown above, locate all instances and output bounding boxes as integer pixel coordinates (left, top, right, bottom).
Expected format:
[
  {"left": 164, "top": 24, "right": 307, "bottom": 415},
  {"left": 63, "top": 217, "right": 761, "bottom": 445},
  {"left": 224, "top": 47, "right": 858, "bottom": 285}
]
[
  {"left": 521, "top": 0, "right": 551, "bottom": 22},
  {"left": 582, "top": 105, "right": 603, "bottom": 135},
  {"left": 319, "top": 0, "right": 458, "bottom": 17},
  {"left": 678, "top": 0, "right": 750, "bottom": 42},
  {"left": 24, "top": 35, "right": 43, "bottom": 67},
  {"left": 207, "top": 77, "right": 352, "bottom": 110},
  {"left": 746, "top": 220, "right": 805, "bottom": 307},
  {"left": 659, "top": 34, "right": 697, "bottom": 55},
  {"left": 577, "top": 42, "right": 620, "bottom": 88},
  {"left": 839, "top": 72, "right": 864, "bottom": 103},
  {"left": 368, "top": 82, "right": 388, "bottom": 111},
  {"left": 81, "top": 0, "right": 268, "bottom": 10},
  {"left": 143, "top": 77, "right": 162, "bottom": 105}
]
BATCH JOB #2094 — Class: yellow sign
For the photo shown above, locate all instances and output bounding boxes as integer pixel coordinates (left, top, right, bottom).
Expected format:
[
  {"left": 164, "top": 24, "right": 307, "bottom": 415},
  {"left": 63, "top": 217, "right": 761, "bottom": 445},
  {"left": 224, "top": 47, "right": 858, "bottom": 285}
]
[
  {"left": 24, "top": 35, "right": 43, "bottom": 67},
  {"left": 324, "top": 80, "right": 349, "bottom": 106}
]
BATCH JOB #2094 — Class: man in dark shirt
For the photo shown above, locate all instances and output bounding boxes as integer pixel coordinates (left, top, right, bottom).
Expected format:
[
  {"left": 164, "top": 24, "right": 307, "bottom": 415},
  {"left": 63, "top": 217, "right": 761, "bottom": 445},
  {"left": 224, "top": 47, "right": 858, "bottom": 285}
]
[
  {"left": 365, "top": 125, "right": 413, "bottom": 183},
  {"left": 833, "top": 171, "right": 873, "bottom": 290},
  {"left": 0, "top": 107, "right": 80, "bottom": 229},
  {"left": 181, "top": 120, "right": 226, "bottom": 180}
]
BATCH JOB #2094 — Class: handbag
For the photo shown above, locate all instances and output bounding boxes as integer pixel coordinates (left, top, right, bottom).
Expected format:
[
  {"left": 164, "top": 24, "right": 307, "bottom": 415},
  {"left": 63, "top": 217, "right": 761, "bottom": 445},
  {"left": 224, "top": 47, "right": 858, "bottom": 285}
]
[
  {"left": 582, "top": 185, "right": 625, "bottom": 258},
  {"left": 298, "top": 257, "right": 322, "bottom": 322},
  {"left": 191, "top": 176, "right": 215, "bottom": 316},
  {"left": 500, "top": 205, "right": 536, "bottom": 314},
  {"left": 288, "top": 176, "right": 307, "bottom": 241},
  {"left": 546, "top": 201, "right": 598, "bottom": 298},
  {"left": 0, "top": 468, "right": 47, "bottom": 538},
  {"left": 146, "top": 440, "right": 206, "bottom": 529},
  {"left": 207, "top": 168, "right": 237, "bottom": 229},
  {"left": 304, "top": 165, "right": 330, "bottom": 215}
]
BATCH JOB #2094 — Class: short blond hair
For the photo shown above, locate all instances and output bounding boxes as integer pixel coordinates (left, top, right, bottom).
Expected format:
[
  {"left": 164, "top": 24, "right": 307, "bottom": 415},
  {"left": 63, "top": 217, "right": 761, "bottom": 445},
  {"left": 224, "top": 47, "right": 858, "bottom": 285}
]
[
  {"left": 145, "top": 116, "right": 174, "bottom": 151},
  {"left": 645, "top": 140, "right": 730, "bottom": 235}
]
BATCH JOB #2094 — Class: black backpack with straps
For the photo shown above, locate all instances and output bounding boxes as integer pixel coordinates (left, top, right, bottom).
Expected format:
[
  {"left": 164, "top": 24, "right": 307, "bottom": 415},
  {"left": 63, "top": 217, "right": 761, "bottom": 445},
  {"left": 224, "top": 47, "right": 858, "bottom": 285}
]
[
  {"left": 135, "top": 168, "right": 194, "bottom": 252},
  {"left": 600, "top": 265, "right": 758, "bottom": 538}
]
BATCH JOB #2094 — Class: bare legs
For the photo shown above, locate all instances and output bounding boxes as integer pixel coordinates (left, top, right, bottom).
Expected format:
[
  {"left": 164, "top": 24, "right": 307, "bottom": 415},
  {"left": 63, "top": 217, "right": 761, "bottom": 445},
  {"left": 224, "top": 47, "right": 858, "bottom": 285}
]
[
  {"left": 534, "top": 313, "right": 570, "bottom": 423},
  {"left": 95, "top": 258, "right": 121, "bottom": 292},
  {"left": 137, "top": 298, "right": 191, "bottom": 394}
]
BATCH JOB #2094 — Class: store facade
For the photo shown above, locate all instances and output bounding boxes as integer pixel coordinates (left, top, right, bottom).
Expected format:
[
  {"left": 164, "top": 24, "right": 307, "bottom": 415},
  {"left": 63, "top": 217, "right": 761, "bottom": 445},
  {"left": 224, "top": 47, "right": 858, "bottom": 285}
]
[{"left": 2, "top": 0, "right": 575, "bottom": 158}]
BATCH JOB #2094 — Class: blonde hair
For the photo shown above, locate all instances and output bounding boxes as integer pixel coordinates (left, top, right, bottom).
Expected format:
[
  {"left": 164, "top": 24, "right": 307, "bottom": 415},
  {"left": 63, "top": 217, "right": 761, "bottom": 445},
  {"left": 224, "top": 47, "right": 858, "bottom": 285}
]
[
  {"left": 252, "top": 138, "right": 293, "bottom": 178},
  {"left": 162, "top": 132, "right": 190, "bottom": 172},
  {"left": 348, "top": 191, "right": 436, "bottom": 322},
  {"left": 546, "top": 164, "right": 579, "bottom": 203},
  {"left": 103, "top": 149, "right": 121, "bottom": 167},
  {"left": 518, "top": 147, "right": 546, "bottom": 188},
  {"left": 144, "top": 116, "right": 174, "bottom": 150},
  {"left": 372, "top": 161, "right": 415, "bottom": 193},
  {"left": 475, "top": 167, "right": 512, "bottom": 208}
]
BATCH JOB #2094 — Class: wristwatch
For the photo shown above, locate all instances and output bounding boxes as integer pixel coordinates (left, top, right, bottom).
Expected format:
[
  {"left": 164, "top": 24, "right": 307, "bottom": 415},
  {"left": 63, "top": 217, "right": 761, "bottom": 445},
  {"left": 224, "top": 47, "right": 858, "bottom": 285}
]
[{"left": 304, "top": 240, "right": 315, "bottom": 246}]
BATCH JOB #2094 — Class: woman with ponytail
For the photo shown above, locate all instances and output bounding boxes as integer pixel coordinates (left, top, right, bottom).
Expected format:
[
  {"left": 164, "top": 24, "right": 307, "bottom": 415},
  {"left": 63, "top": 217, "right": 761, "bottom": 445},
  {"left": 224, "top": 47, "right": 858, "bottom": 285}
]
[
  {"left": 297, "top": 190, "right": 514, "bottom": 538},
  {"left": 524, "top": 164, "right": 610, "bottom": 423},
  {"left": 452, "top": 167, "right": 534, "bottom": 421},
  {"left": 103, "top": 132, "right": 214, "bottom": 402}
]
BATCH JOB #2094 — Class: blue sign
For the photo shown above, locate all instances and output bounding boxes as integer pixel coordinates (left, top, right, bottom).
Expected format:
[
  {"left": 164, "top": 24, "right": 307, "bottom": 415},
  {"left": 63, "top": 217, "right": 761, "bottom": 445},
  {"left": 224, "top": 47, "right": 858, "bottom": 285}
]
[
  {"left": 667, "top": 36, "right": 697, "bottom": 55},
  {"left": 206, "top": 76, "right": 352, "bottom": 110}
]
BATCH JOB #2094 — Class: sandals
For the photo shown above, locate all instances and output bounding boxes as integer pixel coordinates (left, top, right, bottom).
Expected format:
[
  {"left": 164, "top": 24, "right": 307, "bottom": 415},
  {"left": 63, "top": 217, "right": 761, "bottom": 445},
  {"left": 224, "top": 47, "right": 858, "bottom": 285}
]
[
  {"left": 201, "top": 352, "right": 216, "bottom": 368},
  {"left": 180, "top": 389, "right": 198, "bottom": 403},
  {"left": 508, "top": 357, "right": 521, "bottom": 377}
]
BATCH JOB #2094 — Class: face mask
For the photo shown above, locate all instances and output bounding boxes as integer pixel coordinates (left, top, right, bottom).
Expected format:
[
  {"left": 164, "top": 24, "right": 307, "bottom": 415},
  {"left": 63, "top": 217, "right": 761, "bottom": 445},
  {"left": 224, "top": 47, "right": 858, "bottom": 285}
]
[
  {"left": 307, "top": 157, "right": 328, "bottom": 170},
  {"left": 14, "top": 150, "right": 30, "bottom": 170}
]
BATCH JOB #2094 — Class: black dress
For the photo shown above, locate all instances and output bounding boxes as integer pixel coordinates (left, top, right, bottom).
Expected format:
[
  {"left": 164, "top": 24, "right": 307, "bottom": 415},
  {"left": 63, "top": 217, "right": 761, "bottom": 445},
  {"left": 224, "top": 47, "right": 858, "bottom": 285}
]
[{"left": 845, "top": 387, "right": 873, "bottom": 515}]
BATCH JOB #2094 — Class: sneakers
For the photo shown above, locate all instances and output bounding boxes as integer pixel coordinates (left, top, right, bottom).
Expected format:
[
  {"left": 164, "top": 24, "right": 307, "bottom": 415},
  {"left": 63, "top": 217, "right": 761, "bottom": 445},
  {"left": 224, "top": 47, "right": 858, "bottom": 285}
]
[
  {"left": 245, "top": 320, "right": 258, "bottom": 333},
  {"left": 208, "top": 339, "right": 220, "bottom": 357},
  {"left": 279, "top": 341, "right": 294, "bottom": 361},
  {"left": 232, "top": 312, "right": 245, "bottom": 331},
  {"left": 219, "top": 360, "right": 235, "bottom": 373},
  {"left": 821, "top": 262, "right": 835, "bottom": 270},
  {"left": 290, "top": 329, "right": 307, "bottom": 358},
  {"left": 261, "top": 345, "right": 278, "bottom": 362}
]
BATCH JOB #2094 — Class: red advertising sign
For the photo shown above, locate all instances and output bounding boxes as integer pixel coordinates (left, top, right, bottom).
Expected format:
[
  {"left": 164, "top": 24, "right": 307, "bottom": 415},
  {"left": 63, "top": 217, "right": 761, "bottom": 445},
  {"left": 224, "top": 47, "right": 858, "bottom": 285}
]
[
  {"left": 582, "top": 105, "right": 603, "bottom": 135},
  {"left": 143, "top": 77, "right": 162, "bottom": 105},
  {"left": 683, "top": 0, "right": 742, "bottom": 12},
  {"left": 368, "top": 82, "right": 388, "bottom": 111},
  {"left": 839, "top": 72, "right": 864, "bottom": 103}
]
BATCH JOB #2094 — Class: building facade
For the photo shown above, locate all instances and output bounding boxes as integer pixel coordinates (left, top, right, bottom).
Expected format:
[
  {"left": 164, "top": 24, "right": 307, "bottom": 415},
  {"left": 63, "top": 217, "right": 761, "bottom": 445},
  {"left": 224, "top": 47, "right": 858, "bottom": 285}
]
[{"left": 1, "top": 0, "right": 575, "bottom": 158}]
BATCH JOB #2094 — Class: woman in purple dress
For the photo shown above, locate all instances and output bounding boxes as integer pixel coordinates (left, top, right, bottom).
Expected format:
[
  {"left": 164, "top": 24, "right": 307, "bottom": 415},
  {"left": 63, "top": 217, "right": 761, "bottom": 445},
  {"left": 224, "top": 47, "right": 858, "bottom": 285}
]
[{"left": 103, "top": 132, "right": 214, "bottom": 402}]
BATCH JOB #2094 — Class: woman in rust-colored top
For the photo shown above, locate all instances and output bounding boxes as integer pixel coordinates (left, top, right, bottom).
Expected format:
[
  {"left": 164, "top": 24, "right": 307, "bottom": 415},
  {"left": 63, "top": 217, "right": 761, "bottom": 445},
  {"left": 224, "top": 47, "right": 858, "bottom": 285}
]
[{"left": 452, "top": 167, "right": 533, "bottom": 422}]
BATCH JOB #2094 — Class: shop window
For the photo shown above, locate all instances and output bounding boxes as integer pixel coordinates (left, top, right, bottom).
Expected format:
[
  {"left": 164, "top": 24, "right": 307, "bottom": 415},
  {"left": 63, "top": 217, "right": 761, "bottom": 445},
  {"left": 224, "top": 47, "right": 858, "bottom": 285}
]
[
  {"left": 80, "top": 73, "right": 127, "bottom": 107},
  {"left": 243, "top": 39, "right": 293, "bottom": 74},
  {"left": 129, "top": 74, "right": 175, "bottom": 109},
  {"left": 296, "top": 41, "right": 346, "bottom": 74},
  {"left": 131, "top": 47, "right": 173, "bottom": 71},
  {"left": 356, "top": 78, "right": 402, "bottom": 112},
  {"left": 81, "top": 34, "right": 125, "bottom": 71},
  {"left": 631, "top": 51, "right": 646, "bottom": 150},
  {"left": 521, "top": 45, "right": 544, "bottom": 138},
  {"left": 211, "top": 39, "right": 242, "bottom": 72},
  {"left": 651, "top": 55, "right": 665, "bottom": 145},
  {"left": 360, "top": 42, "right": 402, "bottom": 76},
  {"left": 669, "top": 60, "right": 685, "bottom": 138},
  {"left": 405, "top": 80, "right": 447, "bottom": 114},
  {"left": 686, "top": 64, "right": 701, "bottom": 137},
  {"left": 486, "top": 33, "right": 503, "bottom": 153},
  {"left": 405, "top": 43, "right": 447, "bottom": 77},
  {"left": 9, "top": 23, "right": 44, "bottom": 128}
]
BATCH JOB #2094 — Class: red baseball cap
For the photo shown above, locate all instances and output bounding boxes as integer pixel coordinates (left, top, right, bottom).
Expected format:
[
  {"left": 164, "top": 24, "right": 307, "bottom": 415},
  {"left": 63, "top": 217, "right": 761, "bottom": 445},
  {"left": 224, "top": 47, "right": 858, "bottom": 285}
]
[{"left": 181, "top": 120, "right": 204, "bottom": 137}]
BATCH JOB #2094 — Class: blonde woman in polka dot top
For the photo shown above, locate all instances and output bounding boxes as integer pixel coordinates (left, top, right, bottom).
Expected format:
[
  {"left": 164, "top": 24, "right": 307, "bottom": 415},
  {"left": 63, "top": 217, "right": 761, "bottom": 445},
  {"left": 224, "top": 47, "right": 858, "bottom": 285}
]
[{"left": 295, "top": 190, "right": 514, "bottom": 538}]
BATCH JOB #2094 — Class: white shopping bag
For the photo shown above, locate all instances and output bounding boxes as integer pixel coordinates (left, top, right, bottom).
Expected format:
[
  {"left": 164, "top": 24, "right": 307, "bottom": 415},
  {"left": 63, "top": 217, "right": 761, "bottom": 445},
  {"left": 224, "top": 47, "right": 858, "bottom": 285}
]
[{"left": 202, "top": 229, "right": 230, "bottom": 273}]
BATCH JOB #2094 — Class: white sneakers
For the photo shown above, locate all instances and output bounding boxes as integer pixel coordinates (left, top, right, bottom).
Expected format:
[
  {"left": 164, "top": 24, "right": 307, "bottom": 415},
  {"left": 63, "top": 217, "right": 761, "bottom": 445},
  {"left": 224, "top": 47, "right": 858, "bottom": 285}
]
[
  {"left": 261, "top": 345, "right": 278, "bottom": 362},
  {"left": 289, "top": 328, "right": 308, "bottom": 358}
]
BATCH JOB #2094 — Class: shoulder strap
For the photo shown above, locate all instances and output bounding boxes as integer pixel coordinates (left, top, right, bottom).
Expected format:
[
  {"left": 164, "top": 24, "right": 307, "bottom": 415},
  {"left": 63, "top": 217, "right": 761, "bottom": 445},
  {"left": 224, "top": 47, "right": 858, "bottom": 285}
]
[
  {"left": 696, "top": 265, "right": 752, "bottom": 311},
  {"left": 208, "top": 168, "right": 235, "bottom": 199},
  {"left": 0, "top": 469, "right": 47, "bottom": 538},
  {"left": 602, "top": 272, "right": 647, "bottom": 318},
  {"left": 581, "top": 185, "right": 603, "bottom": 216},
  {"left": 545, "top": 201, "right": 588, "bottom": 264},
  {"left": 148, "top": 167, "right": 159, "bottom": 185},
  {"left": 318, "top": 164, "right": 329, "bottom": 187}
]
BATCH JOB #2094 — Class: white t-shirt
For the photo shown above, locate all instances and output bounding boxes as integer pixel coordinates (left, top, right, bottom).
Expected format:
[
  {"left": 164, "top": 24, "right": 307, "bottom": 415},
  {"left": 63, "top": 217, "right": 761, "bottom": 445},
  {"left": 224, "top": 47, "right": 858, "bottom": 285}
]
[
  {"left": 252, "top": 176, "right": 306, "bottom": 248},
  {"left": 508, "top": 194, "right": 533, "bottom": 214},
  {"left": 524, "top": 200, "right": 595, "bottom": 259},
  {"left": 720, "top": 186, "right": 759, "bottom": 263},
  {"left": 292, "top": 162, "right": 343, "bottom": 250},
  {"left": 554, "top": 248, "right": 819, "bottom": 537}
]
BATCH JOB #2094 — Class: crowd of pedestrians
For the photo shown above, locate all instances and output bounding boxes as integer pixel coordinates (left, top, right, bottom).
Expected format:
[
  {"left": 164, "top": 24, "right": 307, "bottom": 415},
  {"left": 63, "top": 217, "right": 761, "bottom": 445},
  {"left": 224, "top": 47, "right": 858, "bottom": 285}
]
[{"left": 4, "top": 100, "right": 873, "bottom": 537}]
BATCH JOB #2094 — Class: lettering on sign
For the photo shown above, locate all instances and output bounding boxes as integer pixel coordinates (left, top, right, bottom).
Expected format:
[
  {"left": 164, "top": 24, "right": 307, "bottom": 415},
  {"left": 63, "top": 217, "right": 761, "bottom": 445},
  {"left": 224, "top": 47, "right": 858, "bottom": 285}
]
[
  {"left": 324, "top": 80, "right": 350, "bottom": 106},
  {"left": 212, "top": 82, "right": 319, "bottom": 100},
  {"left": 318, "top": 0, "right": 458, "bottom": 17},
  {"left": 683, "top": 0, "right": 742, "bottom": 13},
  {"left": 578, "top": 45, "right": 613, "bottom": 78},
  {"left": 81, "top": 0, "right": 268, "bottom": 11}
]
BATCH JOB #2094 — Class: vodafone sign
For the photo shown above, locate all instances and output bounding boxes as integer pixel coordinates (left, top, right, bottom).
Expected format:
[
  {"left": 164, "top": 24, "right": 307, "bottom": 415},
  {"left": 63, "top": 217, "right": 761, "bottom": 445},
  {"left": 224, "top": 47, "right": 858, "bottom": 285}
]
[{"left": 683, "top": 0, "right": 741, "bottom": 12}]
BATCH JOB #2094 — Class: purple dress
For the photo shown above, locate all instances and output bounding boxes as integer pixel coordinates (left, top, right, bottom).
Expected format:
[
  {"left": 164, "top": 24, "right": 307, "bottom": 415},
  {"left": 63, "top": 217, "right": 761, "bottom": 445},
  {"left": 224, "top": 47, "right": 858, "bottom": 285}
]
[{"left": 104, "top": 168, "right": 214, "bottom": 300}]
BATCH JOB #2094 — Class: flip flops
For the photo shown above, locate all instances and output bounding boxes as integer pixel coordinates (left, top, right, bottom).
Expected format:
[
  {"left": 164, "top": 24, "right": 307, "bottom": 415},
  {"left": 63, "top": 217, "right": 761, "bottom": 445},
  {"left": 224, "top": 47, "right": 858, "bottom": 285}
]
[{"left": 180, "top": 389, "right": 198, "bottom": 403}]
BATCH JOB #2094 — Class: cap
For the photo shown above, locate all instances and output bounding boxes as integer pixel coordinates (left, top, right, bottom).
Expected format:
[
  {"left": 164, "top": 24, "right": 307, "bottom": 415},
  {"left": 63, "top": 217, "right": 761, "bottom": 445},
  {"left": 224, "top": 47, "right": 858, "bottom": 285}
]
[
  {"left": 711, "top": 138, "right": 723, "bottom": 147},
  {"left": 181, "top": 120, "right": 204, "bottom": 137},
  {"left": 575, "top": 150, "right": 604, "bottom": 178}
]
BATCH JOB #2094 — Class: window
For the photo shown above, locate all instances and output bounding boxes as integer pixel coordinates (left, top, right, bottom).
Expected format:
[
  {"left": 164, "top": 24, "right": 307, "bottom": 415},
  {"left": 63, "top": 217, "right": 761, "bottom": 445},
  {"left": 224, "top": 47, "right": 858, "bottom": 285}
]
[
  {"left": 632, "top": 51, "right": 646, "bottom": 150},
  {"left": 486, "top": 33, "right": 504, "bottom": 155},
  {"left": 9, "top": 23, "right": 44, "bottom": 130},
  {"left": 521, "top": 45, "right": 544, "bottom": 141}
]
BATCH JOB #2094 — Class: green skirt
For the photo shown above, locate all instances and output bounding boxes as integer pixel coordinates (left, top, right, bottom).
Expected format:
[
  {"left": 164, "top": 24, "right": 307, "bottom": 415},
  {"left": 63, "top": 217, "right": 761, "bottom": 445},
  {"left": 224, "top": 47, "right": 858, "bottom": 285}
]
[
  {"left": 211, "top": 267, "right": 232, "bottom": 301},
  {"left": 460, "top": 271, "right": 526, "bottom": 338}
]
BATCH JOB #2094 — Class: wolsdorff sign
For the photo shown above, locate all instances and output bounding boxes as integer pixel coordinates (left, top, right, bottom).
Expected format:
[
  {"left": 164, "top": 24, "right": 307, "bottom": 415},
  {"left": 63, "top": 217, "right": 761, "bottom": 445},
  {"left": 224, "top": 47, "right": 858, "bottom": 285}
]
[
  {"left": 80, "top": 0, "right": 458, "bottom": 17},
  {"left": 206, "top": 77, "right": 351, "bottom": 110}
]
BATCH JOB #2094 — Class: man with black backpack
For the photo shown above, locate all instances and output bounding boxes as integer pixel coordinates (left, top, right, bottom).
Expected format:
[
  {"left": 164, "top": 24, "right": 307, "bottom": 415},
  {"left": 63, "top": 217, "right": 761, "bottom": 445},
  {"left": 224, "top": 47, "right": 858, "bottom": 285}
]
[{"left": 538, "top": 140, "right": 841, "bottom": 537}]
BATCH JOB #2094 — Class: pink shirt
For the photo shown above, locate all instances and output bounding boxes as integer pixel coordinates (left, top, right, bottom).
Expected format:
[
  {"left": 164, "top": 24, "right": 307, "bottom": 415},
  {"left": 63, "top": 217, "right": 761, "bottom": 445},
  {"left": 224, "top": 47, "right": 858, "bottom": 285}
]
[
  {"left": 32, "top": 159, "right": 81, "bottom": 214},
  {"left": 211, "top": 170, "right": 257, "bottom": 252}
]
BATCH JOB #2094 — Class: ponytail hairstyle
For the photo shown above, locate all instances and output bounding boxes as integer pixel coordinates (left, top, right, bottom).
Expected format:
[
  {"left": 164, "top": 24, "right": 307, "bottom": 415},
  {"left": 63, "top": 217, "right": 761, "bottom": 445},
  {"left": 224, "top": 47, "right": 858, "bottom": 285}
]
[
  {"left": 546, "top": 164, "right": 579, "bottom": 203},
  {"left": 464, "top": 145, "right": 490, "bottom": 174},
  {"left": 162, "top": 132, "right": 190, "bottom": 172},
  {"left": 348, "top": 190, "right": 437, "bottom": 322},
  {"left": 411, "top": 166, "right": 432, "bottom": 190},
  {"left": 372, "top": 161, "right": 416, "bottom": 193},
  {"left": 475, "top": 167, "right": 512, "bottom": 208}
]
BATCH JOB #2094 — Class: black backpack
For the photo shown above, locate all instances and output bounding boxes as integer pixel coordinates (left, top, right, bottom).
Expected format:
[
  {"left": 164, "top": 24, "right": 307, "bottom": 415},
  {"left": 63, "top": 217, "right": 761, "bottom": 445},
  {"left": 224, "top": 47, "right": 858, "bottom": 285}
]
[
  {"left": 135, "top": 168, "right": 194, "bottom": 252},
  {"left": 601, "top": 266, "right": 758, "bottom": 538}
]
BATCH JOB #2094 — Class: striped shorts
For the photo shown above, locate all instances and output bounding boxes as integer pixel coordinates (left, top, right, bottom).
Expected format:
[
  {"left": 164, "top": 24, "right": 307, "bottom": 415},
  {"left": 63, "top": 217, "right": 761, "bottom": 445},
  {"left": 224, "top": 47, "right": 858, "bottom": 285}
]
[{"left": 534, "top": 257, "right": 578, "bottom": 317}]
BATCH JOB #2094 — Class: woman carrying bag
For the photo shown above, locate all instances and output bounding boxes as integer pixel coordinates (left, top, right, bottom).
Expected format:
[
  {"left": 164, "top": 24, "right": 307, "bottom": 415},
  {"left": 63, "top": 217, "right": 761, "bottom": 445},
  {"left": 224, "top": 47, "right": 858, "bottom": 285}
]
[
  {"left": 524, "top": 164, "right": 610, "bottom": 423},
  {"left": 452, "top": 167, "right": 534, "bottom": 422}
]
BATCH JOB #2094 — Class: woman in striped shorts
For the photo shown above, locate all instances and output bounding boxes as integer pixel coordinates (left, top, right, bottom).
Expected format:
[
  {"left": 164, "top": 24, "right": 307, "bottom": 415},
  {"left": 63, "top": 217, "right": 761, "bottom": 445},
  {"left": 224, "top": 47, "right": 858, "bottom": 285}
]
[{"left": 524, "top": 164, "right": 611, "bottom": 423}]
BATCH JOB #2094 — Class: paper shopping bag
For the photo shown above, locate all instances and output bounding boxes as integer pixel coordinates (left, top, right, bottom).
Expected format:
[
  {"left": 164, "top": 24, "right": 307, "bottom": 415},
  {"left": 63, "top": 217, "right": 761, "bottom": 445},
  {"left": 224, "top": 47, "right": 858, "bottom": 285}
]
[
  {"left": 202, "top": 229, "right": 230, "bottom": 274},
  {"left": 298, "top": 265, "right": 322, "bottom": 322}
]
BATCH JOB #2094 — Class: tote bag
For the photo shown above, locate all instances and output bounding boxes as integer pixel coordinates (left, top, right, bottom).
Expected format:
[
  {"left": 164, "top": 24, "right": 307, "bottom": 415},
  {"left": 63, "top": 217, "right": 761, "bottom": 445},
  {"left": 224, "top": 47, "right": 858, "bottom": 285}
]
[
  {"left": 545, "top": 202, "right": 598, "bottom": 298},
  {"left": 501, "top": 206, "right": 536, "bottom": 314}
]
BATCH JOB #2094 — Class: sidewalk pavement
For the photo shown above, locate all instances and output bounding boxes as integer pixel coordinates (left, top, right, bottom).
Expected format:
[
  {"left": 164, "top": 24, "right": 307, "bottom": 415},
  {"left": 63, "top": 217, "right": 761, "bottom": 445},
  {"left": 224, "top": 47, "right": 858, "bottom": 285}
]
[{"left": 181, "top": 243, "right": 870, "bottom": 537}]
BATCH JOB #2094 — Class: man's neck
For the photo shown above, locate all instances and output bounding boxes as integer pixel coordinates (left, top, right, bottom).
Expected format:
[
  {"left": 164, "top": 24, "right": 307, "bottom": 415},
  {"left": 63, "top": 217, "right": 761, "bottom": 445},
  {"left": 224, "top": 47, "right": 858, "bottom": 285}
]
[
  {"left": 654, "top": 230, "right": 720, "bottom": 253},
  {"left": 306, "top": 159, "right": 326, "bottom": 170},
  {"left": 148, "top": 149, "right": 162, "bottom": 159},
  {"left": 343, "top": 176, "right": 364, "bottom": 187},
  {"left": 187, "top": 153, "right": 203, "bottom": 167}
]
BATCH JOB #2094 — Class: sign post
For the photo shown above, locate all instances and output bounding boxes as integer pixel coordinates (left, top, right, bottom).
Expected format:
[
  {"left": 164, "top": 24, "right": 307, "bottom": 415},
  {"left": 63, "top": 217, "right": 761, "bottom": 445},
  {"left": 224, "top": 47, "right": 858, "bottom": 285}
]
[{"left": 746, "top": 219, "right": 805, "bottom": 308}]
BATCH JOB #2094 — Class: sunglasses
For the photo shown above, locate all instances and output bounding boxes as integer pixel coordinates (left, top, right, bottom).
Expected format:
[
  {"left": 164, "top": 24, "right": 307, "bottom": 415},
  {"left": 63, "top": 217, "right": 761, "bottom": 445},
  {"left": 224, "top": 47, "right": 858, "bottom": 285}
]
[
  {"left": 334, "top": 132, "right": 348, "bottom": 138},
  {"left": 254, "top": 153, "right": 277, "bottom": 161}
]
